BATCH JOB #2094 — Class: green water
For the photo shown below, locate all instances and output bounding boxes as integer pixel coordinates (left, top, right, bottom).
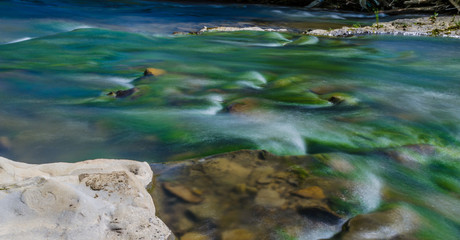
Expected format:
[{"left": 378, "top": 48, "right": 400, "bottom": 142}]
[{"left": 0, "top": 1, "right": 459, "bottom": 239}]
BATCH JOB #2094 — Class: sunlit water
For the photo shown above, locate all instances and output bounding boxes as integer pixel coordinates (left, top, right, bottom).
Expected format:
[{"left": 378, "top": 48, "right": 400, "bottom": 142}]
[{"left": 0, "top": 0, "right": 459, "bottom": 239}]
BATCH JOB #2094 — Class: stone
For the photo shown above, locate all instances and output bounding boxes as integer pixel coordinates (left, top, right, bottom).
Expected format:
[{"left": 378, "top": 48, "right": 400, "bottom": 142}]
[
  {"left": 0, "top": 156, "right": 172, "bottom": 240},
  {"left": 0, "top": 136, "right": 11, "bottom": 152},
  {"left": 201, "top": 157, "right": 251, "bottom": 186},
  {"left": 221, "top": 229, "right": 255, "bottom": 240},
  {"left": 144, "top": 68, "right": 166, "bottom": 77},
  {"left": 107, "top": 87, "right": 139, "bottom": 98},
  {"left": 296, "top": 199, "right": 342, "bottom": 224},
  {"left": 255, "top": 188, "right": 285, "bottom": 208},
  {"left": 331, "top": 206, "right": 420, "bottom": 240},
  {"left": 292, "top": 186, "right": 326, "bottom": 200},
  {"left": 257, "top": 176, "right": 272, "bottom": 184},
  {"left": 248, "top": 166, "right": 275, "bottom": 185},
  {"left": 187, "top": 198, "right": 224, "bottom": 222},
  {"left": 163, "top": 182, "right": 203, "bottom": 203},
  {"left": 224, "top": 98, "right": 259, "bottom": 114},
  {"left": 181, "top": 232, "right": 209, "bottom": 240}
]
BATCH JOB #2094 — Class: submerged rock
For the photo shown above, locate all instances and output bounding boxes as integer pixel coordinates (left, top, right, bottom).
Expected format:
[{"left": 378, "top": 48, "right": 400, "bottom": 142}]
[
  {"left": 163, "top": 182, "right": 204, "bottom": 203},
  {"left": 150, "top": 150, "right": 361, "bottom": 239},
  {"left": 292, "top": 186, "right": 326, "bottom": 200},
  {"left": 221, "top": 229, "right": 255, "bottom": 240},
  {"left": 255, "top": 188, "right": 286, "bottom": 208},
  {"left": 0, "top": 157, "right": 173, "bottom": 240},
  {"left": 330, "top": 206, "right": 420, "bottom": 240}
]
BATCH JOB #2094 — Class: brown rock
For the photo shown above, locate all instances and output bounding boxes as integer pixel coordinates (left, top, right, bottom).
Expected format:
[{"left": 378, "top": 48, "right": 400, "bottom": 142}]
[
  {"left": 257, "top": 176, "right": 272, "bottom": 184},
  {"left": 181, "top": 232, "right": 209, "bottom": 240},
  {"left": 292, "top": 186, "right": 326, "bottom": 200},
  {"left": 163, "top": 182, "right": 203, "bottom": 203},
  {"left": 107, "top": 88, "right": 139, "bottom": 98},
  {"left": 255, "top": 188, "right": 285, "bottom": 208},
  {"left": 331, "top": 206, "right": 420, "bottom": 240},
  {"left": 221, "top": 229, "right": 255, "bottom": 240},
  {"left": 224, "top": 98, "right": 259, "bottom": 114},
  {"left": 296, "top": 199, "right": 342, "bottom": 224},
  {"left": 201, "top": 158, "right": 251, "bottom": 186},
  {"left": 144, "top": 68, "right": 166, "bottom": 77},
  {"left": 0, "top": 136, "right": 12, "bottom": 151}
]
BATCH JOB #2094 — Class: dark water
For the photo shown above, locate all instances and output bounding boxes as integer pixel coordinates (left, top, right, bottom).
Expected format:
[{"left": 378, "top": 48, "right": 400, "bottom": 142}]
[{"left": 0, "top": 0, "right": 459, "bottom": 239}]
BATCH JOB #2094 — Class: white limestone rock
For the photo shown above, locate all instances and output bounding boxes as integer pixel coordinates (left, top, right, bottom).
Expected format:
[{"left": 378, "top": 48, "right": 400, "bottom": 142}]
[{"left": 0, "top": 157, "right": 173, "bottom": 240}]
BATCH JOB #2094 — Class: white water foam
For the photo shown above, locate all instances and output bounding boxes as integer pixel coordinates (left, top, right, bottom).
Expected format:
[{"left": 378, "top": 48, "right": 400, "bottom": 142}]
[
  {"left": 5, "top": 37, "right": 32, "bottom": 44},
  {"left": 353, "top": 173, "right": 382, "bottom": 212}
]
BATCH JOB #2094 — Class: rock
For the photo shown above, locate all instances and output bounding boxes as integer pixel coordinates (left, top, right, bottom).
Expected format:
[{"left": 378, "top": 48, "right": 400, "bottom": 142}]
[
  {"left": 144, "top": 68, "right": 166, "bottom": 77},
  {"left": 307, "top": 16, "right": 460, "bottom": 38},
  {"left": 224, "top": 98, "right": 260, "bottom": 114},
  {"left": 201, "top": 157, "right": 251, "bottom": 186},
  {"left": 181, "top": 232, "right": 209, "bottom": 240},
  {"left": 296, "top": 199, "right": 342, "bottom": 224},
  {"left": 255, "top": 188, "right": 286, "bottom": 208},
  {"left": 0, "top": 157, "right": 172, "bottom": 240},
  {"left": 257, "top": 176, "right": 272, "bottom": 184},
  {"left": 0, "top": 136, "right": 11, "bottom": 152},
  {"left": 107, "top": 87, "right": 139, "bottom": 98},
  {"left": 221, "top": 229, "right": 255, "bottom": 240},
  {"left": 248, "top": 166, "right": 275, "bottom": 185},
  {"left": 330, "top": 206, "right": 420, "bottom": 240},
  {"left": 187, "top": 198, "right": 224, "bottom": 222},
  {"left": 292, "top": 186, "right": 326, "bottom": 200},
  {"left": 163, "top": 182, "right": 203, "bottom": 203}
]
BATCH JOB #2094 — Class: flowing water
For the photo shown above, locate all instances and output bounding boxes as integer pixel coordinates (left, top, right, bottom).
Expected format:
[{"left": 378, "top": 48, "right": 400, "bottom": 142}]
[{"left": 0, "top": 0, "right": 459, "bottom": 239}]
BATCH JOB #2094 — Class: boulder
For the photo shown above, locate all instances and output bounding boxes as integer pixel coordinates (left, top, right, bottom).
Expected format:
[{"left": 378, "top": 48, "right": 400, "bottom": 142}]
[
  {"left": 0, "top": 157, "right": 173, "bottom": 240},
  {"left": 330, "top": 206, "right": 420, "bottom": 240},
  {"left": 144, "top": 68, "right": 166, "bottom": 77}
]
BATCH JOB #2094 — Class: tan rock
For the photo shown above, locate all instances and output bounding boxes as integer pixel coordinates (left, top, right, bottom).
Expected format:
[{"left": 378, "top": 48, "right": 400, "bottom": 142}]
[
  {"left": 292, "top": 186, "right": 326, "bottom": 200},
  {"left": 255, "top": 188, "right": 285, "bottom": 208},
  {"left": 144, "top": 68, "right": 166, "bottom": 76},
  {"left": 221, "top": 229, "right": 255, "bottom": 240},
  {"left": 201, "top": 158, "right": 251, "bottom": 186},
  {"left": 181, "top": 232, "right": 209, "bottom": 240},
  {"left": 163, "top": 182, "right": 203, "bottom": 203}
]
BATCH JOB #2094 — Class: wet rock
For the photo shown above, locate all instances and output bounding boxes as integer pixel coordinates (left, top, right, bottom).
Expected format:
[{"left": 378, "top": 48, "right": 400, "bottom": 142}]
[
  {"left": 221, "top": 229, "right": 255, "bottom": 240},
  {"left": 255, "top": 188, "right": 286, "bottom": 208},
  {"left": 257, "top": 176, "right": 272, "bottom": 184},
  {"left": 163, "top": 182, "right": 204, "bottom": 203},
  {"left": 144, "top": 67, "right": 166, "bottom": 77},
  {"left": 223, "top": 98, "right": 260, "bottom": 114},
  {"left": 296, "top": 199, "right": 342, "bottom": 224},
  {"left": 187, "top": 198, "right": 224, "bottom": 221},
  {"left": 292, "top": 186, "right": 326, "bottom": 200},
  {"left": 201, "top": 157, "right": 251, "bottom": 186},
  {"left": 248, "top": 166, "right": 275, "bottom": 185},
  {"left": 0, "top": 136, "right": 11, "bottom": 152},
  {"left": 107, "top": 87, "right": 139, "bottom": 98},
  {"left": 181, "top": 232, "right": 209, "bottom": 240},
  {"left": 330, "top": 206, "right": 420, "bottom": 240}
]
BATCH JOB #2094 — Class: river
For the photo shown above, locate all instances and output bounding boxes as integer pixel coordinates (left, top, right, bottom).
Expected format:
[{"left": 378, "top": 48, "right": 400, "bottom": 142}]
[{"left": 0, "top": 0, "right": 459, "bottom": 239}]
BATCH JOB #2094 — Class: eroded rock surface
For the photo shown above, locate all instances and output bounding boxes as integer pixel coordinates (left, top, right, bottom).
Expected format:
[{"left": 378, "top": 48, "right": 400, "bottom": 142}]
[{"left": 0, "top": 157, "right": 173, "bottom": 240}]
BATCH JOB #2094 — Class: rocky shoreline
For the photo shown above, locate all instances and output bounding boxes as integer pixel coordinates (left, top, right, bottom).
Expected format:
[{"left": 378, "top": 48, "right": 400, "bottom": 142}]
[
  {"left": 0, "top": 157, "right": 173, "bottom": 240},
  {"left": 197, "top": 16, "right": 460, "bottom": 38}
]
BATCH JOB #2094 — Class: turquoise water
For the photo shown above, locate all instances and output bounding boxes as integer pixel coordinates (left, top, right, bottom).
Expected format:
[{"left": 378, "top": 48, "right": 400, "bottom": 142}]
[{"left": 0, "top": 0, "right": 459, "bottom": 239}]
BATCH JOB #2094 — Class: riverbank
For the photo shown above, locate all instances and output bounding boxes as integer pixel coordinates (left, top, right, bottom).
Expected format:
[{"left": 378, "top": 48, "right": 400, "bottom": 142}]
[{"left": 199, "top": 15, "right": 460, "bottom": 38}]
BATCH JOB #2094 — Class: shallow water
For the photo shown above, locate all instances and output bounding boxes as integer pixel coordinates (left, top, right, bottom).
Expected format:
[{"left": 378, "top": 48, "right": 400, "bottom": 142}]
[{"left": 0, "top": 0, "right": 459, "bottom": 239}]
